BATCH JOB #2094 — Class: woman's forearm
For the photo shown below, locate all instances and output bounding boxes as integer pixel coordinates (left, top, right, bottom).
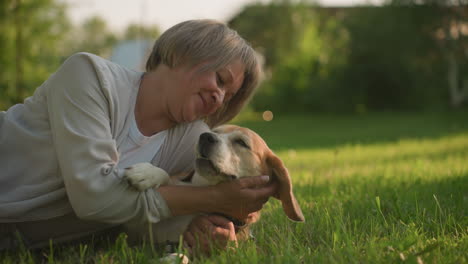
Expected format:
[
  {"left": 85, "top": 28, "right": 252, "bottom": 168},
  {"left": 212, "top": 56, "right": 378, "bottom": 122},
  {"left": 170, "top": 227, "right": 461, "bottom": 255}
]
[{"left": 157, "top": 185, "right": 218, "bottom": 217}]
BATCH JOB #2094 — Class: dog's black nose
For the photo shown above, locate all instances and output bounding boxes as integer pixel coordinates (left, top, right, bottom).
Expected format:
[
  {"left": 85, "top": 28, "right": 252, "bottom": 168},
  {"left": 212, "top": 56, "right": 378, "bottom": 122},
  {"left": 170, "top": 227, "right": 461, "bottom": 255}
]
[
  {"left": 199, "top": 132, "right": 218, "bottom": 145},
  {"left": 198, "top": 133, "right": 218, "bottom": 158}
]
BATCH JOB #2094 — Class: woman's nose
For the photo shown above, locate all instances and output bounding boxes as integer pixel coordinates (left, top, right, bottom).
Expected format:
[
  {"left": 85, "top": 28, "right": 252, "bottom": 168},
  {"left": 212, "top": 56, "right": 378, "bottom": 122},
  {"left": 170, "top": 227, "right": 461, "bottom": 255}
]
[{"left": 210, "top": 88, "right": 225, "bottom": 108}]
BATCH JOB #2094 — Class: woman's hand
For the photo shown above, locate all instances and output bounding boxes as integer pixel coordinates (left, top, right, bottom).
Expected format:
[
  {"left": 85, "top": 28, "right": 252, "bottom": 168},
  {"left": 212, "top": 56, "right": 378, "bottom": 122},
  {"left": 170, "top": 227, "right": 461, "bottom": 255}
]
[
  {"left": 209, "top": 175, "right": 277, "bottom": 220},
  {"left": 158, "top": 175, "right": 277, "bottom": 220},
  {"left": 183, "top": 214, "right": 237, "bottom": 256}
]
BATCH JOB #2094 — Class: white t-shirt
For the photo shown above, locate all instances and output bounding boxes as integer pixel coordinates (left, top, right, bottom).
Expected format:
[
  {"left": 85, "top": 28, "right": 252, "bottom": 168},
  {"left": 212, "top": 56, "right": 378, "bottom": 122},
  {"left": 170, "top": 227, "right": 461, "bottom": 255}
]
[{"left": 118, "top": 109, "right": 167, "bottom": 170}]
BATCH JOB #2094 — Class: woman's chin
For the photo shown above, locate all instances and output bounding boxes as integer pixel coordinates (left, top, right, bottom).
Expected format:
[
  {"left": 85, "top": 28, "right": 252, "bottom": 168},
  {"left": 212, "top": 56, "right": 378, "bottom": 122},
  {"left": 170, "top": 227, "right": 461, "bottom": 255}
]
[
  {"left": 181, "top": 112, "right": 201, "bottom": 123},
  {"left": 182, "top": 105, "right": 211, "bottom": 123}
]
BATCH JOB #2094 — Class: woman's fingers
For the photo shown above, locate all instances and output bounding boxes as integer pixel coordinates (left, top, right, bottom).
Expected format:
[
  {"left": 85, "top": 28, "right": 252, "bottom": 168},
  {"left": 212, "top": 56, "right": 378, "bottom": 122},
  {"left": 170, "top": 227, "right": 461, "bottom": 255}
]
[
  {"left": 212, "top": 226, "right": 236, "bottom": 248},
  {"left": 236, "top": 176, "right": 278, "bottom": 202},
  {"left": 236, "top": 182, "right": 277, "bottom": 219},
  {"left": 211, "top": 175, "right": 278, "bottom": 220},
  {"left": 183, "top": 215, "right": 238, "bottom": 255},
  {"left": 183, "top": 230, "right": 196, "bottom": 249},
  {"left": 206, "top": 214, "right": 234, "bottom": 228},
  {"left": 185, "top": 216, "right": 214, "bottom": 253},
  {"left": 208, "top": 215, "right": 237, "bottom": 248},
  {"left": 192, "top": 215, "right": 214, "bottom": 233},
  {"left": 237, "top": 175, "right": 270, "bottom": 189},
  {"left": 206, "top": 215, "right": 237, "bottom": 244}
]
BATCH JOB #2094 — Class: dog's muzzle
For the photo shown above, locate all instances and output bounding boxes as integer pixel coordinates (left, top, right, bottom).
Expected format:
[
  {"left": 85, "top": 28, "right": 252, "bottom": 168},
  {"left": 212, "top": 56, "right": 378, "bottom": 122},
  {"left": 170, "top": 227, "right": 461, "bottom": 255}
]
[{"left": 198, "top": 132, "right": 218, "bottom": 158}]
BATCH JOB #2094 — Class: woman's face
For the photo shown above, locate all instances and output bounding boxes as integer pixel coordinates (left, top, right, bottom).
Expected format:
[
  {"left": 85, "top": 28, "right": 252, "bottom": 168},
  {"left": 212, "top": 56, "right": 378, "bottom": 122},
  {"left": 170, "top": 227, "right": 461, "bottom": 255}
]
[{"left": 166, "top": 59, "right": 245, "bottom": 124}]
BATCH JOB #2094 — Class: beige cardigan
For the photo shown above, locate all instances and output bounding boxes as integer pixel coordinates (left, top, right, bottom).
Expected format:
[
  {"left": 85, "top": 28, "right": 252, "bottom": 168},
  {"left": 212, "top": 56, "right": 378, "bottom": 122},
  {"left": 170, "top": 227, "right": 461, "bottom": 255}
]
[{"left": 0, "top": 53, "right": 209, "bottom": 246}]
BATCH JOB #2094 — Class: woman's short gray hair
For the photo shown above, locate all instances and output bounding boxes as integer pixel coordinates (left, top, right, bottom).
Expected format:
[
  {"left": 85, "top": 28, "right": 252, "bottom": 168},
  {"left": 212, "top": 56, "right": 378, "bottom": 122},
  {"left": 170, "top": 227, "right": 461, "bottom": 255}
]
[{"left": 146, "top": 19, "right": 262, "bottom": 128}]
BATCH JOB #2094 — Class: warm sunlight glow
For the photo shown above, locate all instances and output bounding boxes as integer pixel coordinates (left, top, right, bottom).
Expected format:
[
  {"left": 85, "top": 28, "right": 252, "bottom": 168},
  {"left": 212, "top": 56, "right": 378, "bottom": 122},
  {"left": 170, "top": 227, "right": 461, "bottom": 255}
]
[{"left": 262, "top": 110, "right": 273, "bottom": 121}]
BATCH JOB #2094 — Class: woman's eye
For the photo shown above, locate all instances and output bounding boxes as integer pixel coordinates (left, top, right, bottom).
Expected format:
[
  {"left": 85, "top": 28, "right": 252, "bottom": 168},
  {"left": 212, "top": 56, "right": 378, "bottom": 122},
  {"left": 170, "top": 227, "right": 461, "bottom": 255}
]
[
  {"left": 234, "top": 138, "right": 250, "bottom": 149},
  {"left": 216, "top": 72, "right": 225, "bottom": 87}
]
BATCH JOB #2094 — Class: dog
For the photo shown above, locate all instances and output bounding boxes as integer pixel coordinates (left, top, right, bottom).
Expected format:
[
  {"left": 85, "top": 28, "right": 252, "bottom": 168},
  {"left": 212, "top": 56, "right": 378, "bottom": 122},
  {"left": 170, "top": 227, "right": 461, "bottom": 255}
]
[{"left": 123, "top": 124, "right": 304, "bottom": 246}]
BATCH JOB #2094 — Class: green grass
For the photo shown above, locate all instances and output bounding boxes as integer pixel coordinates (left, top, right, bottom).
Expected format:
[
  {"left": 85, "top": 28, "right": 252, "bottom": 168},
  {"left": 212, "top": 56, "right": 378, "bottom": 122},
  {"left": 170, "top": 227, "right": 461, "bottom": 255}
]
[{"left": 2, "top": 111, "right": 467, "bottom": 263}]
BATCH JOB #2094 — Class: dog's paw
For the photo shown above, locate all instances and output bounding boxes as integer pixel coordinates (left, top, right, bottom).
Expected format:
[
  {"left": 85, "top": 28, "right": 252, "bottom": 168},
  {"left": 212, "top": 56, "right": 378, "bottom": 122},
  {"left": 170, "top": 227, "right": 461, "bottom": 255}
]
[{"left": 124, "top": 163, "right": 170, "bottom": 191}]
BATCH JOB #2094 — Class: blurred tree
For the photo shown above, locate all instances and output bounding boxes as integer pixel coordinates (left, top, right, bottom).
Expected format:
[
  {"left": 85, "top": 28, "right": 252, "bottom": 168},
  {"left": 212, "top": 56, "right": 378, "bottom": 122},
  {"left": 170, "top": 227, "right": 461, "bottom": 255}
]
[
  {"left": 264, "top": 9, "right": 350, "bottom": 112},
  {"left": 230, "top": 1, "right": 350, "bottom": 112},
  {"left": 229, "top": 0, "right": 307, "bottom": 69},
  {"left": 230, "top": 1, "right": 467, "bottom": 113},
  {"left": 0, "top": 0, "right": 14, "bottom": 107},
  {"left": 62, "top": 16, "right": 118, "bottom": 58},
  {"left": 438, "top": 1, "right": 468, "bottom": 108},
  {"left": 340, "top": 5, "right": 446, "bottom": 111},
  {"left": 0, "top": 2, "right": 162, "bottom": 110},
  {"left": 13, "top": 0, "right": 24, "bottom": 102},
  {"left": 122, "top": 23, "right": 160, "bottom": 41},
  {"left": 0, "top": 0, "right": 71, "bottom": 108},
  {"left": 62, "top": 20, "right": 160, "bottom": 60},
  {"left": 389, "top": 0, "right": 468, "bottom": 108}
]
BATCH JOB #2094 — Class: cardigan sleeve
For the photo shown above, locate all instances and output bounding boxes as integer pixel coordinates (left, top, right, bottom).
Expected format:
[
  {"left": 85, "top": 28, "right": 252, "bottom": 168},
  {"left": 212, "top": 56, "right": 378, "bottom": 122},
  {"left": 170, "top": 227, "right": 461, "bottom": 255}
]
[{"left": 45, "top": 53, "right": 170, "bottom": 224}]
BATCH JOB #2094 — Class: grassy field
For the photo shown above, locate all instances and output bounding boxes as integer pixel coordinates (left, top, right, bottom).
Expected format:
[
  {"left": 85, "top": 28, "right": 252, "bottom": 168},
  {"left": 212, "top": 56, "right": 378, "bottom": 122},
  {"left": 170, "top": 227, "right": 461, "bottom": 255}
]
[{"left": 2, "top": 111, "right": 467, "bottom": 263}]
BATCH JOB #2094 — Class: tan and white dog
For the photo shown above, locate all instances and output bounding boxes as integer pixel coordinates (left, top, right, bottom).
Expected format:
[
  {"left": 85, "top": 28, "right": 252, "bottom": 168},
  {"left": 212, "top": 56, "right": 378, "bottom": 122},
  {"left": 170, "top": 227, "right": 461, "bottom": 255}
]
[{"left": 124, "top": 124, "right": 304, "bottom": 244}]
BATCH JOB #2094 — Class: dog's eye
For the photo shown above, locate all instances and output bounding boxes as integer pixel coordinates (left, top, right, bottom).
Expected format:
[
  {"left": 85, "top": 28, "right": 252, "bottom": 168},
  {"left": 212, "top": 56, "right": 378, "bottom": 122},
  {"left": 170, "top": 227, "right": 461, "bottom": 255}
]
[{"left": 234, "top": 138, "right": 250, "bottom": 149}]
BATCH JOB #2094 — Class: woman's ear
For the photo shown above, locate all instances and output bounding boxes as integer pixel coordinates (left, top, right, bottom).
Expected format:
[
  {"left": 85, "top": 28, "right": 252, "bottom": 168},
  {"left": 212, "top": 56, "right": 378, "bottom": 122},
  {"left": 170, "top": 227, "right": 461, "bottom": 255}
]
[{"left": 267, "top": 154, "right": 305, "bottom": 222}]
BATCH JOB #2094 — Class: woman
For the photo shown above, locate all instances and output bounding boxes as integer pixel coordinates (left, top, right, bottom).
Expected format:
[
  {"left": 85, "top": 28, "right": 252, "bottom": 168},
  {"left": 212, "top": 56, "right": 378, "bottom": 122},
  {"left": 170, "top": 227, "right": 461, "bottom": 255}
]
[{"left": 0, "top": 19, "right": 275, "bottom": 253}]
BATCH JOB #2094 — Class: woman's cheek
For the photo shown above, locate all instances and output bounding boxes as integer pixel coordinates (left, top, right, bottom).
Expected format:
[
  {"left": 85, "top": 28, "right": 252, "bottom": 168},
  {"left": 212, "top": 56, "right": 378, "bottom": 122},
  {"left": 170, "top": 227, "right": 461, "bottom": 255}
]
[{"left": 184, "top": 100, "right": 203, "bottom": 122}]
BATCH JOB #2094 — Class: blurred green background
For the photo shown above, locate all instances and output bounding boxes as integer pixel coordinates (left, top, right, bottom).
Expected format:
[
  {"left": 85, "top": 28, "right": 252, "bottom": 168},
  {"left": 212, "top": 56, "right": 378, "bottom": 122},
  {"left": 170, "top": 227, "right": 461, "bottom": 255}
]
[{"left": 1, "top": 0, "right": 467, "bottom": 114}]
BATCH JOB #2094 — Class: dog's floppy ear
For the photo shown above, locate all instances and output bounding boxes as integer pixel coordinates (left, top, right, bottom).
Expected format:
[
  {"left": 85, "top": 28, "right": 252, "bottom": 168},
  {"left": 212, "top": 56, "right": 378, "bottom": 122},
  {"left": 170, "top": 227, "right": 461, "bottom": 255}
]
[{"left": 267, "top": 154, "right": 305, "bottom": 222}]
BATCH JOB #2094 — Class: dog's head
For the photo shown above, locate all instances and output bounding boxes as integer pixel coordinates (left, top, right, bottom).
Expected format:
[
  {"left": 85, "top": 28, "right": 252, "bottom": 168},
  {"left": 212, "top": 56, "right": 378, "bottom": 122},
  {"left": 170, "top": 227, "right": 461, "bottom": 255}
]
[{"left": 195, "top": 124, "right": 304, "bottom": 222}]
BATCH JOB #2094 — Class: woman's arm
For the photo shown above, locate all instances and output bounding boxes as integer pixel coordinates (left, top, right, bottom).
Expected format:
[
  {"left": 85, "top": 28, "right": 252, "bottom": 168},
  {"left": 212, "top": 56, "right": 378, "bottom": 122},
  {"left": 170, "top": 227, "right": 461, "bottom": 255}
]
[
  {"left": 158, "top": 175, "right": 275, "bottom": 220},
  {"left": 46, "top": 53, "right": 171, "bottom": 224}
]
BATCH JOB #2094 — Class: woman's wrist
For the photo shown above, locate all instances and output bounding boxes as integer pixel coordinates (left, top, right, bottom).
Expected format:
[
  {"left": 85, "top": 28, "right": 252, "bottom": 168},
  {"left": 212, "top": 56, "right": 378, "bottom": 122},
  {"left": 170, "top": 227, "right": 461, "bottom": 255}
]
[
  {"left": 156, "top": 184, "right": 220, "bottom": 217},
  {"left": 205, "top": 184, "right": 222, "bottom": 212}
]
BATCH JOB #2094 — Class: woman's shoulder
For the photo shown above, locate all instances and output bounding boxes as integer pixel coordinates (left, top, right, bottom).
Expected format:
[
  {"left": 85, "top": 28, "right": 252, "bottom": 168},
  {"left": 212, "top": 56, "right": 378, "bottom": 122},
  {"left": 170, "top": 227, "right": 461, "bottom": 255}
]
[
  {"left": 65, "top": 52, "right": 100, "bottom": 61},
  {"left": 57, "top": 53, "right": 116, "bottom": 83},
  {"left": 60, "top": 52, "right": 142, "bottom": 96},
  {"left": 61, "top": 52, "right": 106, "bottom": 71},
  {"left": 63, "top": 52, "right": 114, "bottom": 66},
  {"left": 63, "top": 52, "right": 138, "bottom": 76}
]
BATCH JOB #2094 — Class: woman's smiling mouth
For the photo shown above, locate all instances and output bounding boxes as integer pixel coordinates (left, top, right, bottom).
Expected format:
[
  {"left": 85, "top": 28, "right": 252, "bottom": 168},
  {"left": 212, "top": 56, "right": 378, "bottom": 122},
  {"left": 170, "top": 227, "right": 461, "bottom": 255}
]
[
  {"left": 198, "top": 93, "right": 209, "bottom": 115},
  {"left": 198, "top": 93, "right": 214, "bottom": 115}
]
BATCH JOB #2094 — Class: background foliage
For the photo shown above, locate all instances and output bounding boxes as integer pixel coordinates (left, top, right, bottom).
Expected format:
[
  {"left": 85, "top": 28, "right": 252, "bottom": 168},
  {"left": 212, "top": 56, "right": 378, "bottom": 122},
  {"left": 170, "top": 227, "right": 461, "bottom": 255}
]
[
  {"left": 0, "top": 0, "right": 159, "bottom": 109},
  {"left": 0, "top": 0, "right": 467, "bottom": 112},
  {"left": 229, "top": 0, "right": 468, "bottom": 113}
]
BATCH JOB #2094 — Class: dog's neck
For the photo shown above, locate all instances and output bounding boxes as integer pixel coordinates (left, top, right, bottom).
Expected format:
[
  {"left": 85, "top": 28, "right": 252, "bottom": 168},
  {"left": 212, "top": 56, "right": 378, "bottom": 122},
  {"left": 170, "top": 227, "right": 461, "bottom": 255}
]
[
  {"left": 190, "top": 172, "right": 213, "bottom": 186},
  {"left": 181, "top": 171, "right": 213, "bottom": 186}
]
